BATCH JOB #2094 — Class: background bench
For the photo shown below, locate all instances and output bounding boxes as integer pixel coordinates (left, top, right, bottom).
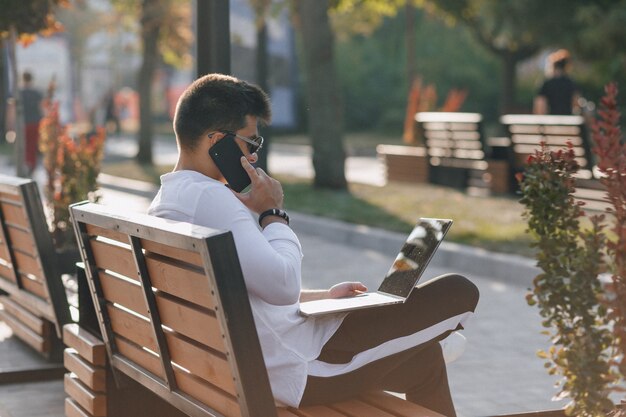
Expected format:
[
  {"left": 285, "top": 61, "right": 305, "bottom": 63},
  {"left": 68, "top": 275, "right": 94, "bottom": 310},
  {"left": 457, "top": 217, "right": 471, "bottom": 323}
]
[
  {"left": 500, "top": 114, "right": 606, "bottom": 210},
  {"left": 376, "top": 144, "right": 429, "bottom": 184},
  {"left": 0, "top": 174, "right": 72, "bottom": 381},
  {"left": 415, "top": 112, "right": 510, "bottom": 194},
  {"left": 500, "top": 114, "right": 591, "bottom": 177},
  {"left": 68, "top": 202, "right": 443, "bottom": 417}
]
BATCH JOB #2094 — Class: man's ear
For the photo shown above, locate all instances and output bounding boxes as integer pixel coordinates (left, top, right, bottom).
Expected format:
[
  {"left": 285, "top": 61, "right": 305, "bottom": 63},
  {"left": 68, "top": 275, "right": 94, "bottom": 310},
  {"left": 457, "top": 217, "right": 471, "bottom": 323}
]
[{"left": 206, "top": 131, "right": 224, "bottom": 148}]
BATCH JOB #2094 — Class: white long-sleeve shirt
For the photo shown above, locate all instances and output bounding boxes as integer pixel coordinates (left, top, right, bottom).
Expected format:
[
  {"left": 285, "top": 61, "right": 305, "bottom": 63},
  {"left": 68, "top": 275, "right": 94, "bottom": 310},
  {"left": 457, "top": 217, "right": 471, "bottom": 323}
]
[{"left": 148, "top": 170, "right": 344, "bottom": 407}]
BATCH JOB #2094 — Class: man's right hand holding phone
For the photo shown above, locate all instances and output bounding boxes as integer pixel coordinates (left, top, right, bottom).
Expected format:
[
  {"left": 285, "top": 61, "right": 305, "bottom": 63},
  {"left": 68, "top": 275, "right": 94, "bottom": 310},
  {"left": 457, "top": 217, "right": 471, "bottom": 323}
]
[{"left": 233, "top": 157, "right": 288, "bottom": 227}]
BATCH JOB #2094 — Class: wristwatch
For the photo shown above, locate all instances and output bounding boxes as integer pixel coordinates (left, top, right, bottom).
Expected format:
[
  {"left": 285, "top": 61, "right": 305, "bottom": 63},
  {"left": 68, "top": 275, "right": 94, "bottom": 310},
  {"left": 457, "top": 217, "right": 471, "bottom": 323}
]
[{"left": 258, "top": 208, "right": 290, "bottom": 226}]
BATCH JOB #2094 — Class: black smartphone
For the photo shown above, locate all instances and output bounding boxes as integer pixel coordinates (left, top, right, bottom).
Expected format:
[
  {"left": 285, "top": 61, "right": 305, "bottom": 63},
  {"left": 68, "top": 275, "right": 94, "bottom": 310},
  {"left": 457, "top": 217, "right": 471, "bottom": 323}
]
[{"left": 208, "top": 133, "right": 251, "bottom": 192}]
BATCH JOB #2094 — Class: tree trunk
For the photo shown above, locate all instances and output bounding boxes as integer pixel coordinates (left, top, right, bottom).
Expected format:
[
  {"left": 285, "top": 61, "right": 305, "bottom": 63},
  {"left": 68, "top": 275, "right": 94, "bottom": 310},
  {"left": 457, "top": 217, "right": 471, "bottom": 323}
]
[
  {"left": 136, "top": 0, "right": 164, "bottom": 165},
  {"left": 8, "top": 27, "right": 27, "bottom": 177},
  {"left": 255, "top": 4, "right": 270, "bottom": 173},
  {"left": 405, "top": 3, "right": 416, "bottom": 84},
  {"left": 0, "top": 40, "right": 6, "bottom": 143},
  {"left": 500, "top": 52, "right": 517, "bottom": 115},
  {"left": 296, "top": 0, "right": 347, "bottom": 190}
]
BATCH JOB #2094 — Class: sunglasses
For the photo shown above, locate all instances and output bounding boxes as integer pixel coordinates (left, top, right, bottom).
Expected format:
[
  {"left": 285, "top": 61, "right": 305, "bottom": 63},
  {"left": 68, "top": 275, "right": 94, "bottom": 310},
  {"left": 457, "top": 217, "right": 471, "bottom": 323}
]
[{"left": 217, "top": 130, "right": 264, "bottom": 153}]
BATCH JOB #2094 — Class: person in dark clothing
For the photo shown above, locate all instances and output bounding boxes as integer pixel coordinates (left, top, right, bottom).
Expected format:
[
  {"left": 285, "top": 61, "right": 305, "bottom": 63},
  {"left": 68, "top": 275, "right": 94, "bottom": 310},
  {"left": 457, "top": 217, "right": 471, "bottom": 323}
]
[
  {"left": 104, "top": 89, "right": 121, "bottom": 134},
  {"left": 533, "top": 49, "right": 580, "bottom": 115},
  {"left": 20, "top": 71, "right": 43, "bottom": 175}
]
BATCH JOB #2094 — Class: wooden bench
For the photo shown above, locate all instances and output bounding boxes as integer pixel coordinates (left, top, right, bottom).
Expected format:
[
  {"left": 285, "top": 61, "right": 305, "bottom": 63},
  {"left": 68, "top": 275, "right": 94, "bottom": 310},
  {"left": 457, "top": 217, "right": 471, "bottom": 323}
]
[
  {"left": 68, "top": 201, "right": 443, "bottom": 417},
  {"left": 500, "top": 114, "right": 607, "bottom": 210},
  {"left": 500, "top": 114, "right": 592, "bottom": 176},
  {"left": 415, "top": 112, "right": 509, "bottom": 194},
  {"left": 376, "top": 144, "right": 429, "bottom": 184},
  {"left": 0, "top": 174, "right": 72, "bottom": 381}
]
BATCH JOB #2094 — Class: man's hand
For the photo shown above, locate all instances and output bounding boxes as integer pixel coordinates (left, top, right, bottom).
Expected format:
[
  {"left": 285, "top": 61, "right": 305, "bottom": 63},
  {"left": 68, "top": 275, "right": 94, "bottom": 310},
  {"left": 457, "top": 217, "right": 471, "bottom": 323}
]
[
  {"left": 233, "top": 156, "right": 284, "bottom": 214},
  {"left": 300, "top": 282, "right": 368, "bottom": 302},
  {"left": 328, "top": 282, "right": 368, "bottom": 298}
]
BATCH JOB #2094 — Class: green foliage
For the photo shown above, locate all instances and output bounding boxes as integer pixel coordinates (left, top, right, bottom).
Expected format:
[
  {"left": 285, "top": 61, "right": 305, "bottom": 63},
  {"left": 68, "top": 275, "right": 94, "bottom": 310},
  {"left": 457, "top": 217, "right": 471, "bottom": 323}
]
[
  {"left": 568, "top": 3, "right": 626, "bottom": 113},
  {"left": 424, "top": 0, "right": 578, "bottom": 54},
  {"left": 335, "top": 8, "right": 499, "bottom": 132},
  {"left": 110, "top": 0, "right": 192, "bottom": 69},
  {"left": 0, "top": 0, "right": 64, "bottom": 38},
  {"left": 518, "top": 143, "right": 616, "bottom": 416},
  {"left": 330, "top": 0, "right": 404, "bottom": 39}
]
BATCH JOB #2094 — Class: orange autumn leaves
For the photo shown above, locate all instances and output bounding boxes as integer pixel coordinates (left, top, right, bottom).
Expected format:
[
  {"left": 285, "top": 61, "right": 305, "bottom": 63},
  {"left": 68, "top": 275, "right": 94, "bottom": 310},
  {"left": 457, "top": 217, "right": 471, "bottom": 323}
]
[{"left": 39, "top": 100, "right": 105, "bottom": 248}]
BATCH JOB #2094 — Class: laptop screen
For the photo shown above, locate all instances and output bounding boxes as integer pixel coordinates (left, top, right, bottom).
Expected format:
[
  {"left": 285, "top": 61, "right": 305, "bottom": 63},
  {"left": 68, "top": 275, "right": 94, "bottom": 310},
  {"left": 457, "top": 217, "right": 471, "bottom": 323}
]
[{"left": 377, "top": 218, "right": 452, "bottom": 297}]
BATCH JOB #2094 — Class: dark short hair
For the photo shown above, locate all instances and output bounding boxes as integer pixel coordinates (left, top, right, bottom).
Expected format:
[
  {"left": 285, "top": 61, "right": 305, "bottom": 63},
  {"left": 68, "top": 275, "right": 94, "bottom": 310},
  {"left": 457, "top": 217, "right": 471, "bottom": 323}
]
[
  {"left": 550, "top": 49, "right": 570, "bottom": 71},
  {"left": 173, "top": 73, "right": 271, "bottom": 150},
  {"left": 22, "top": 71, "right": 33, "bottom": 83}
]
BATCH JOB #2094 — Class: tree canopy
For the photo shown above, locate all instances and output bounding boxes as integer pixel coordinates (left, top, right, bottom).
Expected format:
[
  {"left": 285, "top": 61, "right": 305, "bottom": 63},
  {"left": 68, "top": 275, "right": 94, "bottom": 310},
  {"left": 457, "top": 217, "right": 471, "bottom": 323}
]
[{"left": 0, "top": 0, "right": 66, "bottom": 41}]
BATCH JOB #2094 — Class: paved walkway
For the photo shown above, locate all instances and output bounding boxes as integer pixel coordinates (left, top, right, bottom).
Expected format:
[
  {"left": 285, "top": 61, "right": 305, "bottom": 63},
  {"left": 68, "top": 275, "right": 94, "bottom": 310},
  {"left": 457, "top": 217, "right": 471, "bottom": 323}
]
[
  {"left": 101, "top": 134, "right": 387, "bottom": 186},
  {"left": 0, "top": 138, "right": 569, "bottom": 416}
]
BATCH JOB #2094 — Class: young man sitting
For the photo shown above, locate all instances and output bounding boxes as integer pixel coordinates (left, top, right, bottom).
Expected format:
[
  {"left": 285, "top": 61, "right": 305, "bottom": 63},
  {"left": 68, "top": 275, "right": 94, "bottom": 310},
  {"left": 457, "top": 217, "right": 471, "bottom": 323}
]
[{"left": 148, "top": 73, "right": 479, "bottom": 416}]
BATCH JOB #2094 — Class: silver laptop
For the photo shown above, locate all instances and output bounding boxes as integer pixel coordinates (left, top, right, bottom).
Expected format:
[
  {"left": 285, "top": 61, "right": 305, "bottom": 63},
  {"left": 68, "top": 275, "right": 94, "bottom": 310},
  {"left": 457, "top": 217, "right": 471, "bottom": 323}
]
[{"left": 299, "top": 218, "right": 452, "bottom": 317}]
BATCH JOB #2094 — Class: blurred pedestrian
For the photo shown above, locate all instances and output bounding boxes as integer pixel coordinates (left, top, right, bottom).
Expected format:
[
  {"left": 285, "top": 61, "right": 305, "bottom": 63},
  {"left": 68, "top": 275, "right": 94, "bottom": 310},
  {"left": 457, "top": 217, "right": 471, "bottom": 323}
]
[
  {"left": 21, "top": 71, "right": 44, "bottom": 175},
  {"left": 533, "top": 49, "right": 580, "bottom": 115},
  {"left": 104, "top": 88, "right": 121, "bottom": 135}
]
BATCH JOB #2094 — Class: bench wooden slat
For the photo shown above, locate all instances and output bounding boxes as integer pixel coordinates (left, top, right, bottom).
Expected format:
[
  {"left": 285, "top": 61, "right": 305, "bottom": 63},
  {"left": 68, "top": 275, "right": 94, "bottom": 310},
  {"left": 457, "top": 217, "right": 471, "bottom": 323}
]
[
  {"left": 278, "top": 408, "right": 309, "bottom": 417},
  {"left": 0, "top": 295, "right": 46, "bottom": 334},
  {"left": 115, "top": 335, "right": 165, "bottom": 379},
  {"left": 0, "top": 282, "right": 55, "bottom": 321},
  {"left": 0, "top": 262, "right": 16, "bottom": 283},
  {"left": 145, "top": 253, "right": 215, "bottom": 308},
  {"left": 6, "top": 225, "right": 36, "bottom": 257},
  {"left": 155, "top": 294, "right": 223, "bottom": 351},
  {"left": 19, "top": 274, "right": 48, "bottom": 299},
  {"left": 99, "top": 270, "right": 147, "bottom": 315},
  {"left": 107, "top": 304, "right": 158, "bottom": 352},
  {"left": 452, "top": 131, "right": 480, "bottom": 141},
  {"left": 86, "top": 223, "right": 129, "bottom": 244},
  {"left": 173, "top": 367, "right": 242, "bottom": 417},
  {"left": 90, "top": 238, "right": 137, "bottom": 280},
  {"left": 64, "top": 373, "right": 107, "bottom": 417},
  {"left": 64, "top": 348, "right": 107, "bottom": 392},
  {"left": 63, "top": 324, "right": 107, "bottom": 366},
  {"left": 0, "top": 190, "right": 21, "bottom": 203},
  {"left": 165, "top": 331, "right": 235, "bottom": 395},
  {"left": 509, "top": 124, "right": 581, "bottom": 135},
  {"left": 141, "top": 239, "right": 203, "bottom": 267},
  {"left": 0, "top": 307, "right": 48, "bottom": 353},
  {"left": 286, "top": 406, "right": 348, "bottom": 416},
  {"left": 0, "top": 238, "right": 11, "bottom": 261},
  {"left": 329, "top": 398, "right": 397, "bottom": 417},
  {"left": 13, "top": 251, "right": 44, "bottom": 281},
  {"left": 65, "top": 397, "right": 93, "bottom": 417},
  {"left": 1, "top": 201, "right": 29, "bottom": 228},
  {"left": 361, "top": 391, "right": 446, "bottom": 416}
]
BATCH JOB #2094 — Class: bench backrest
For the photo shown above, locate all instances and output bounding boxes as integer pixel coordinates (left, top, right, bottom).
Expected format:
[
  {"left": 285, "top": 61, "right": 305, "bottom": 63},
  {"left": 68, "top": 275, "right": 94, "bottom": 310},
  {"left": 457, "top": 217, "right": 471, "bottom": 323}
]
[
  {"left": 70, "top": 202, "right": 277, "bottom": 417},
  {"left": 0, "top": 174, "right": 70, "bottom": 337},
  {"left": 500, "top": 114, "right": 592, "bottom": 178},
  {"left": 415, "top": 112, "right": 486, "bottom": 167}
]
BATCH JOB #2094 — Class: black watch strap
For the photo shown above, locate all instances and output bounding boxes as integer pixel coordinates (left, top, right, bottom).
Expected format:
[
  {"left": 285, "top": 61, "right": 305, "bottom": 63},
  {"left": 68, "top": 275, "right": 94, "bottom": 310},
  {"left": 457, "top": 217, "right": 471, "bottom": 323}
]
[{"left": 258, "top": 208, "right": 290, "bottom": 226}]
